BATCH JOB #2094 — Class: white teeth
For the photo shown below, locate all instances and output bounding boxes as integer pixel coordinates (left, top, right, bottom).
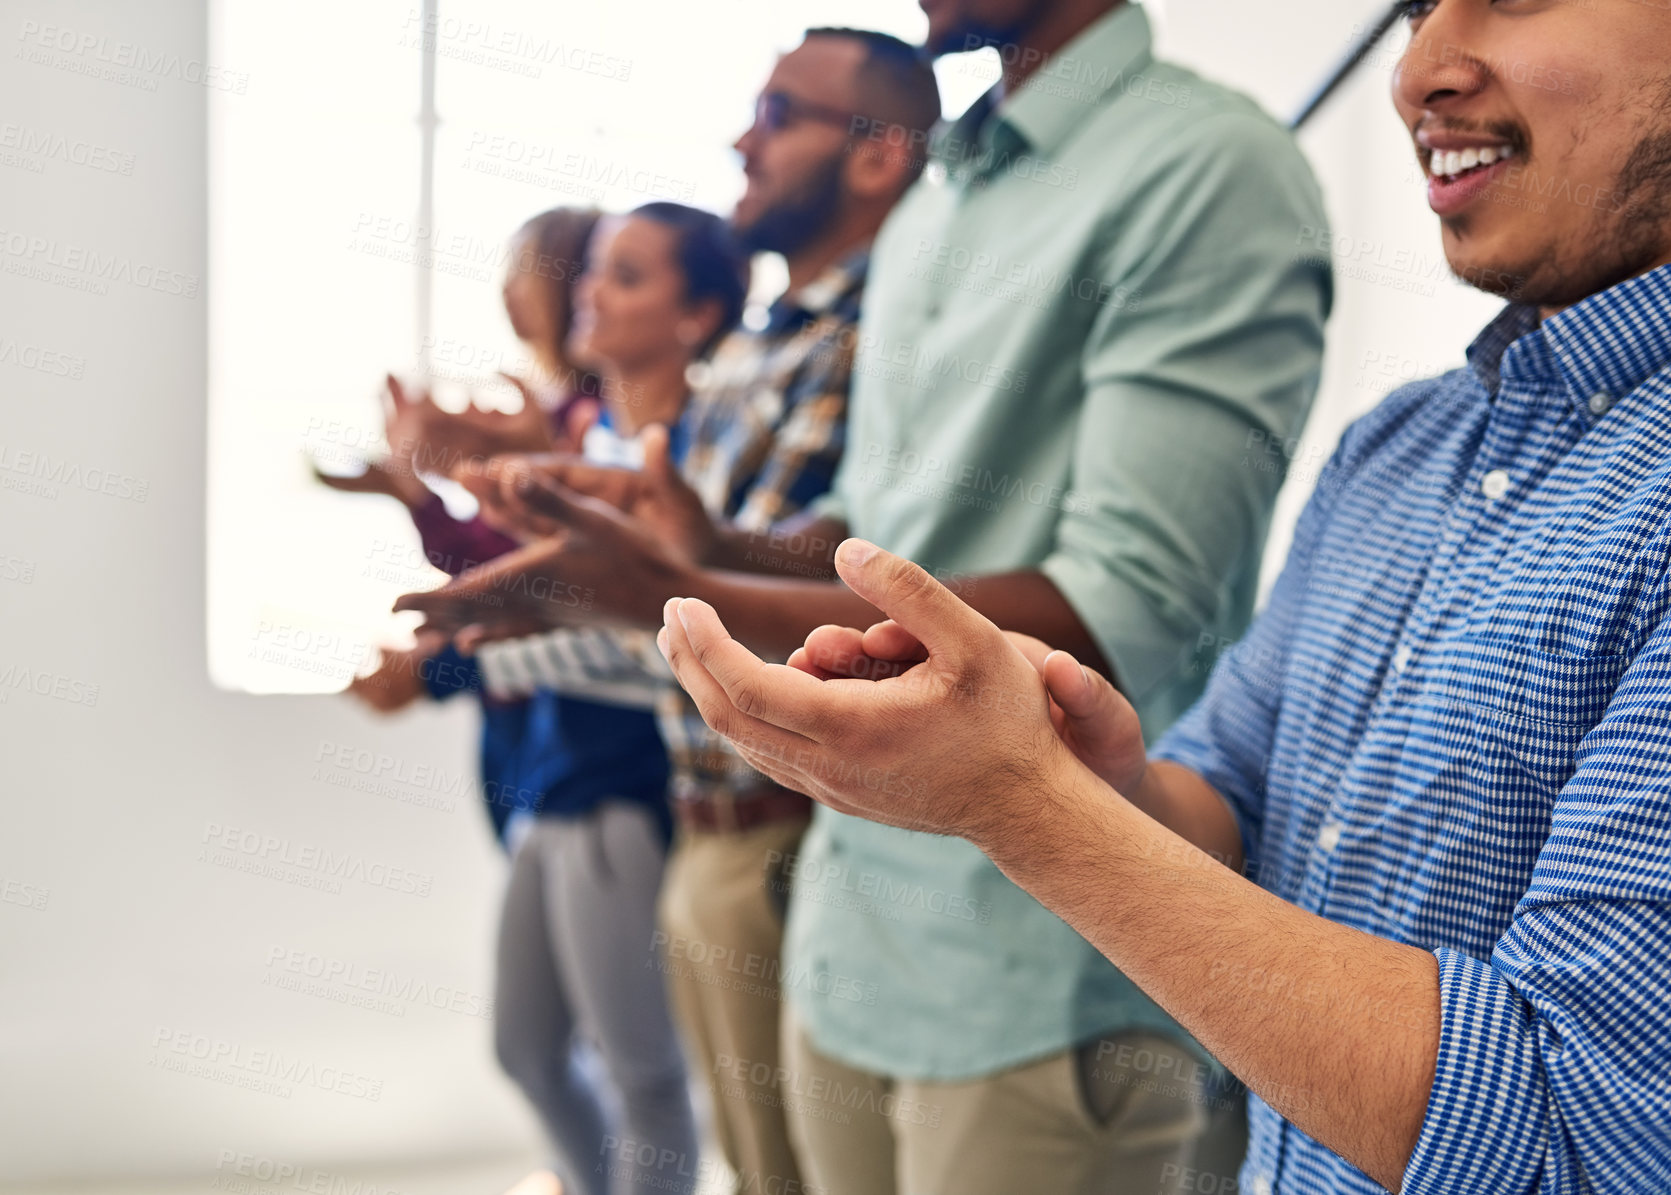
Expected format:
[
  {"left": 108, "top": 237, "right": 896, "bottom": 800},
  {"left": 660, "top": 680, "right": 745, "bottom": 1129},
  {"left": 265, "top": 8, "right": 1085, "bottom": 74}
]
[{"left": 1430, "top": 144, "right": 1516, "bottom": 179}]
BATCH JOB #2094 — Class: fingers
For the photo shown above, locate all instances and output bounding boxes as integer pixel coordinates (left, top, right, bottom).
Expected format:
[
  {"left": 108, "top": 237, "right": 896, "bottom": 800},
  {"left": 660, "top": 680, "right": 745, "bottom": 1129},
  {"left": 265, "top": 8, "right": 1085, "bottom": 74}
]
[
  {"left": 456, "top": 618, "right": 548, "bottom": 653},
  {"left": 659, "top": 599, "right": 816, "bottom": 761},
  {"left": 497, "top": 371, "right": 537, "bottom": 407},
  {"left": 514, "top": 474, "right": 624, "bottom": 538},
  {"left": 672, "top": 599, "right": 839, "bottom": 740},
  {"left": 786, "top": 646, "right": 844, "bottom": 680},
  {"left": 832, "top": 540, "right": 991, "bottom": 668},
  {"left": 312, "top": 466, "right": 381, "bottom": 495},
  {"left": 802, "top": 624, "right": 917, "bottom": 680},
  {"left": 385, "top": 373, "right": 411, "bottom": 410},
  {"left": 859, "top": 619, "right": 929, "bottom": 665}
]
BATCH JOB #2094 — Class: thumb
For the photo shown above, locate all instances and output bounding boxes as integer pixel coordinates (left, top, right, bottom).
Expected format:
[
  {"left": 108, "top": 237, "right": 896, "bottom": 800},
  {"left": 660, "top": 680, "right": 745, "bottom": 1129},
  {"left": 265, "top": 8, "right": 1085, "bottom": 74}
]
[
  {"left": 497, "top": 371, "right": 538, "bottom": 410},
  {"left": 1041, "top": 649, "right": 1138, "bottom": 755},
  {"left": 517, "top": 473, "right": 623, "bottom": 539},
  {"left": 831, "top": 540, "right": 989, "bottom": 668}
]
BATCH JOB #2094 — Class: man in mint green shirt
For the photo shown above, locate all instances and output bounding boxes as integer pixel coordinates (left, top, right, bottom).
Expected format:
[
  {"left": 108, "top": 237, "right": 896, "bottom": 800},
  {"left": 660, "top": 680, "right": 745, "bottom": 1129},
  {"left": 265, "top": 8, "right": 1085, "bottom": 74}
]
[
  {"left": 765, "top": 4, "right": 1329, "bottom": 1188},
  {"left": 396, "top": 1, "right": 1329, "bottom": 1189}
]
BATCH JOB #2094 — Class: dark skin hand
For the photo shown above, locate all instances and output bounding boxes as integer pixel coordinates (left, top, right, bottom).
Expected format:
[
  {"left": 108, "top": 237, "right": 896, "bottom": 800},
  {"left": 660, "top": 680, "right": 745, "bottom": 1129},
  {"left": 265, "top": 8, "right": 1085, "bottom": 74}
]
[
  {"left": 394, "top": 468, "right": 1113, "bottom": 673},
  {"left": 315, "top": 372, "right": 586, "bottom": 511}
]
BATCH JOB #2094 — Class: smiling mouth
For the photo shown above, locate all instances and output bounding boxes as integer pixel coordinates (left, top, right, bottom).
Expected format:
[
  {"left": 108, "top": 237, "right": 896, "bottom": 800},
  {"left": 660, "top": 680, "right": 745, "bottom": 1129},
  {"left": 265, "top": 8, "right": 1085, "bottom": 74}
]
[{"left": 1427, "top": 143, "right": 1516, "bottom": 185}]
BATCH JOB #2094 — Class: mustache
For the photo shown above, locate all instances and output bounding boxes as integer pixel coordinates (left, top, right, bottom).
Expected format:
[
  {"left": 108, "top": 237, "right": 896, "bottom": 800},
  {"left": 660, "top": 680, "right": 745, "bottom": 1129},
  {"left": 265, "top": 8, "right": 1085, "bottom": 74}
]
[{"left": 1415, "top": 116, "right": 1530, "bottom": 157}]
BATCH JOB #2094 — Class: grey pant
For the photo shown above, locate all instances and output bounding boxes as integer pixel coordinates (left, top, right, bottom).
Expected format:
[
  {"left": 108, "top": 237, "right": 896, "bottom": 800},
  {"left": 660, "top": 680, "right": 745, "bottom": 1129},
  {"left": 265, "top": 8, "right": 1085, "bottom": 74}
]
[{"left": 495, "top": 804, "right": 698, "bottom": 1195}]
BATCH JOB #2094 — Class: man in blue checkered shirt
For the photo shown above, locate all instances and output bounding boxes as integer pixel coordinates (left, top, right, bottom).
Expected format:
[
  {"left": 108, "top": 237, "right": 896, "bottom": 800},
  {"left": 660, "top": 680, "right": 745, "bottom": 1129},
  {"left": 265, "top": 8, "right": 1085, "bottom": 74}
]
[{"left": 656, "top": 1, "right": 1671, "bottom": 1191}]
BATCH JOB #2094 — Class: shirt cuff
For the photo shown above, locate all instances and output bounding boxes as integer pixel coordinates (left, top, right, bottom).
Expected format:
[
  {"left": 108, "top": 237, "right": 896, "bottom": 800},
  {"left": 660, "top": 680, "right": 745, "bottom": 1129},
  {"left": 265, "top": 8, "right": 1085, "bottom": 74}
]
[{"left": 1401, "top": 948, "right": 1548, "bottom": 1194}]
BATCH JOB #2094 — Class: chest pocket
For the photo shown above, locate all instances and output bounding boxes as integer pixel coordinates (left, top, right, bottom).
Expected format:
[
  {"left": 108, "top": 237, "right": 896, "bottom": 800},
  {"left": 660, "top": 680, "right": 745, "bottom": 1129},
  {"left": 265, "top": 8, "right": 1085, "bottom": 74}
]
[{"left": 1424, "top": 636, "right": 1627, "bottom": 797}]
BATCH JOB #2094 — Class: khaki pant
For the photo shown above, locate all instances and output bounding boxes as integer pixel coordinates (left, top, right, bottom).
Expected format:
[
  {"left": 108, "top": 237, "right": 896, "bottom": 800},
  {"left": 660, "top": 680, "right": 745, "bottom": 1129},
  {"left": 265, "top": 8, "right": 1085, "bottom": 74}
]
[
  {"left": 657, "top": 819, "right": 809, "bottom": 1195},
  {"left": 783, "top": 1012, "right": 1226, "bottom": 1195}
]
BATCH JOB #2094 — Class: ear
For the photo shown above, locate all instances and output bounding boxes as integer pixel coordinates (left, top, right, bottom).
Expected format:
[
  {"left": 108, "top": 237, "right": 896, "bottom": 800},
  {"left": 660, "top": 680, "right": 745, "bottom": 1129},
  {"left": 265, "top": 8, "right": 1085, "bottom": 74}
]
[
  {"left": 682, "top": 296, "right": 728, "bottom": 356},
  {"left": 845, "top": 125, "right": 922, "bottom": 201}
]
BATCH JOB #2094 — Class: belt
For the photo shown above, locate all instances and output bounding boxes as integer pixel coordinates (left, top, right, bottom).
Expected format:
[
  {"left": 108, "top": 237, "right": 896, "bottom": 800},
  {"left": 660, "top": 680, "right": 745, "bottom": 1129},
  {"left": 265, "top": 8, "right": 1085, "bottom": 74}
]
[{"left": 675, "top": 786, "right": 812, "bottom": 834}]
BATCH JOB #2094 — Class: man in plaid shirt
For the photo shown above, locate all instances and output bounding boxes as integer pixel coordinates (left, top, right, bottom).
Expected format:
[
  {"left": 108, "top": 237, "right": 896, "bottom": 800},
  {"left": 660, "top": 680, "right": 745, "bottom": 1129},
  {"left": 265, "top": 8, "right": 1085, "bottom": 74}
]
[{"left": 464, "top": 29, "right": 938, "bottom": 1195}]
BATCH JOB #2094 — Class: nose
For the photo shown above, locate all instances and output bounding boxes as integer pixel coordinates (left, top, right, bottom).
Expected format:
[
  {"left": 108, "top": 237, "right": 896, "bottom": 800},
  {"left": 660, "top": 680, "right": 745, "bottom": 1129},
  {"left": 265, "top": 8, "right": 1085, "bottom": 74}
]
[
  {"left": 1392, "top": 2, "right": 1489, "bottom": 115},
  {"left": 574, "top": 273, "right": 598, "bottom": 313},
  {"left": 733, "top": 121, "right": 757, "bottom": 160}
]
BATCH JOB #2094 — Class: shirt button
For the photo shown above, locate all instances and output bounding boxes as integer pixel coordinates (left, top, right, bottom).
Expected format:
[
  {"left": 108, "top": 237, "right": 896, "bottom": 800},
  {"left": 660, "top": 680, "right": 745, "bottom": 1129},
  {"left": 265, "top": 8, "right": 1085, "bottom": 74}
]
[
  {"left": 1252, "top": 1179, "right": 1273, "bottom": 1195},
  {"left": 1392, "top": 644, "right": 1412, "bottom": 672},
  {"left": 1589, "top": 391, "right": 1613, "bottom": 416},
  {"left": 1317, "top": 822, "right": 1344, "bottom": 852},
  {"left": 1481, "top": 469, "right": 1511, "bottom": 500}
]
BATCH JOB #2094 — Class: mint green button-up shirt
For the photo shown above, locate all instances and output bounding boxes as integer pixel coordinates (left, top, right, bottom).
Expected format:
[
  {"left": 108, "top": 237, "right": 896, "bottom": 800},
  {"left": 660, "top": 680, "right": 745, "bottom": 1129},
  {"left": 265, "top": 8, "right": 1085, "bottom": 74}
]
[{"left": 785, "top": 3, "right": 1333, "bottom": 1080}]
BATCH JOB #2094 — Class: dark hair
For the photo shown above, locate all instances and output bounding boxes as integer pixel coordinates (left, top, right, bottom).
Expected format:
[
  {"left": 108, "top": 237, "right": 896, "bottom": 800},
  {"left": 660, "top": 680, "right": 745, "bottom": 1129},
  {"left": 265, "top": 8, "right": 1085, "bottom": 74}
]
[
  {"left": 629, "top": 201, "right": 751, "bottom": 360},
  {"left": 807, "top": 26, "right": 942, "bottom": 177},
  {"left": 513, "top": 206, "right": 602, "bottom": 385}
]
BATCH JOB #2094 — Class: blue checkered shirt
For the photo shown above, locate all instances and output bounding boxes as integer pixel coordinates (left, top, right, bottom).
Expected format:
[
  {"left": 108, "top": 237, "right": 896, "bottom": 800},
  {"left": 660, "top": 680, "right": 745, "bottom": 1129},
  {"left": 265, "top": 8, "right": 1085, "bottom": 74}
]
[{"left": 1153, "top": 265, "right": 1671, "bottom": 1193}]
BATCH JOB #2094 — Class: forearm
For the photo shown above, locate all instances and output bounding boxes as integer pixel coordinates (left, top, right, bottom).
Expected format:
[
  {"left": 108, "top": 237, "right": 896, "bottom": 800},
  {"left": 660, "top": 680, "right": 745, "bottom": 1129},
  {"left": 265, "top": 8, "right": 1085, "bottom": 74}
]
[
  {"left": 980, "top": 762, "right": 1439, "bottom": 1192},
  {"left": 709, "top": 513, "right": 847, "bottom": 579},
  {"left": 1124, "top": 760, "right": 1246, "bottom": 873},
  {"left": 682, "top": 566, "right": 1110, "bottom": 668},
  {"left": 683, "top": 569, "right": 884, "bottom": 659}
]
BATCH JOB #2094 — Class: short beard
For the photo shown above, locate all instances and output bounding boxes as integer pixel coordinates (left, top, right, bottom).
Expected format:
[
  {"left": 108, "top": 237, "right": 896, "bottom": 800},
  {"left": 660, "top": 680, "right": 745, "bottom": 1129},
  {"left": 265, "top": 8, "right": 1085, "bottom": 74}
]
[
  {"left": 1464, "top": 84, "right": 1671, "bottom": 309},
  {"left": 925, "top": 13, "right": 1036, "bottom": 59},
  {"left": 735, "top": 153, "right": 845, "bottom": 258}
]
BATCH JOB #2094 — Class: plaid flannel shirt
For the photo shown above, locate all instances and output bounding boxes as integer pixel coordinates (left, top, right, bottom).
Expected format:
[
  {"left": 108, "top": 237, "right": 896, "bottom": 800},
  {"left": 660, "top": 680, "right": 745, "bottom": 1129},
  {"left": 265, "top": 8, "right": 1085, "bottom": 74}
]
[{"left": 479, "top": 251, "right": 866, "bottom": 807}]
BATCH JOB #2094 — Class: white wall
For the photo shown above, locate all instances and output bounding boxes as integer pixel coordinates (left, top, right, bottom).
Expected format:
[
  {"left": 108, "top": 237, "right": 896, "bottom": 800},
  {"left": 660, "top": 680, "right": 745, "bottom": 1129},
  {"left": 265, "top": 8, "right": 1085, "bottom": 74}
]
[
  {"left": 0, "top": 0, "right": 534, "bottom": 1182},
  {"left": 0, "top": 0, "right": 1508, "bottom": 1183}
]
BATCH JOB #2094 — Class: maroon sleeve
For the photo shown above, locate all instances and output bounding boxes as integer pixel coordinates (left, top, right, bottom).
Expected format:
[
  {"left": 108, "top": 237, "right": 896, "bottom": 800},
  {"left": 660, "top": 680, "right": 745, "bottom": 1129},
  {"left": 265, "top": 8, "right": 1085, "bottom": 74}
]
[{"left": 408, "top": 492, "right": 520, "bottom": 576}]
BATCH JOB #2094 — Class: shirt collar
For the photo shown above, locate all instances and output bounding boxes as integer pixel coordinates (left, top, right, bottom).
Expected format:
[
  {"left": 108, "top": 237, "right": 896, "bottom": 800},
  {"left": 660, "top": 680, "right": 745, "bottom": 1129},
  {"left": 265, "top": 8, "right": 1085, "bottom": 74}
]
[
  {"left": 1539, "top": 263, "right": 1671, "bottom": 416},
  {"left": 933, "top": 2, "right": 1154, "bottom": 170},
  {"left": 1466, "top": 303, "right": 1541, "bottom": 397},
  {"left": 764, "top": 247, "right": 870, "bottom": 334},
  {"left": 1469, "top": 264, "right": 1671, "bottom": 417}
]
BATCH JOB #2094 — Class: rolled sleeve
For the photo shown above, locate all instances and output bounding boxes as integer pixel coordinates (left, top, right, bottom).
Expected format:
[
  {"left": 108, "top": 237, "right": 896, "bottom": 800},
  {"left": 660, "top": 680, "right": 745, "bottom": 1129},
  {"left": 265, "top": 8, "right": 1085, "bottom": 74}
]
[
  {"left": 1041, "top": 110, "right": 1330, "bottom": 721},
  {"left": 1403, "top": 637, "right": 1671, "bottom": 1193},
  {"left": 1148, "top": 439, "right": 1344, "bottom": 866}
]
